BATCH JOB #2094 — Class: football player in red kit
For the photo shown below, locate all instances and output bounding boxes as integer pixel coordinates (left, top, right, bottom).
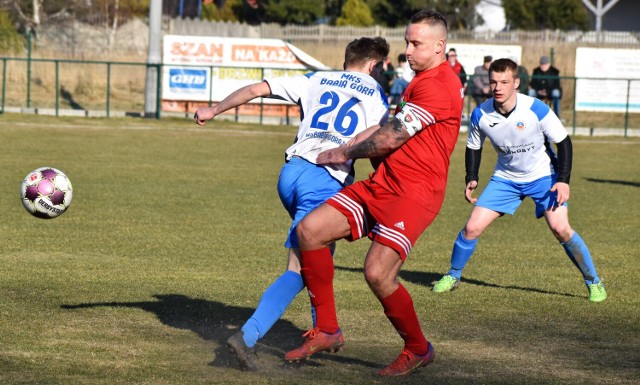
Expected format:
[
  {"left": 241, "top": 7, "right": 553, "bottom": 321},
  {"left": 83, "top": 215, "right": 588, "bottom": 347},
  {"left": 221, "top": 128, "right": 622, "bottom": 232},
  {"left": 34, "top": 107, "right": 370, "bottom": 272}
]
[{"left": 285, "top": 9, "right": 464, "bottom": 377}]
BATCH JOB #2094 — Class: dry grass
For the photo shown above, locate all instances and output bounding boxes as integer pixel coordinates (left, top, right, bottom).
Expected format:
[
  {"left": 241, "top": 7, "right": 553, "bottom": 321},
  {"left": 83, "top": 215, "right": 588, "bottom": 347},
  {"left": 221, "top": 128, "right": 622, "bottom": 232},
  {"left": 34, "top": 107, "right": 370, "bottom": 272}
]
[{"left": 0, "top": 114, "right": 638, "bottom": 384}]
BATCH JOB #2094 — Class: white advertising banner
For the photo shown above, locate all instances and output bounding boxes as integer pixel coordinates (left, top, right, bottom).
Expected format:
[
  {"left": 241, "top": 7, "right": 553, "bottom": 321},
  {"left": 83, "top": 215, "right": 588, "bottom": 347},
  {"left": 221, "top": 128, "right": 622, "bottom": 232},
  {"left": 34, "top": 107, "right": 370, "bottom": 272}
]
[
  {"left": 575, "top": 47, "right": 640, "bottom": 113},
  {"left": 162, "top": 35, "right": 331, "bottom": 103}
]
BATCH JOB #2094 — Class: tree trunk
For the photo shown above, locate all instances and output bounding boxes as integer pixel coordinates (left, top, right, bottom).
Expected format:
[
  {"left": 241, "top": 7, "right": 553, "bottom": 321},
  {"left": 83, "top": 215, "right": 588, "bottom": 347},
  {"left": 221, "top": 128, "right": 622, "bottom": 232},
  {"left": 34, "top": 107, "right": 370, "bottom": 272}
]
[
  {"left": 108, "top": 0, "right": 120, "bottom": 52},
  {"left": 32, "top": 0, "right": 40, "bottom": 27}
]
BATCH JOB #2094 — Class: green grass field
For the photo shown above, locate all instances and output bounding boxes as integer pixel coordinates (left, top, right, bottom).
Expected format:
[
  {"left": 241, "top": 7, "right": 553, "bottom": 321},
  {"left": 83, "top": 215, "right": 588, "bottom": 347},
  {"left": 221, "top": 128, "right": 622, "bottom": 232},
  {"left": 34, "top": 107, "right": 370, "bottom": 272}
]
[{"left": 0, "top": 113, "right": 639, "bottom": 385}]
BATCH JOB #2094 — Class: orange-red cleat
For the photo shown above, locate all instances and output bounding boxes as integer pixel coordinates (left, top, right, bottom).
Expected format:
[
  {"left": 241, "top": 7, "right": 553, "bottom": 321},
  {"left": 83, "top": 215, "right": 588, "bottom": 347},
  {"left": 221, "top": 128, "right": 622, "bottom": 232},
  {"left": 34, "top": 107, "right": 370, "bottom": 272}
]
[
  {"left": 378, "top": 343, "right": 435, "bottom": 376},
  {"left": 284, "top": 327, "right": 344, "bottom": 362}
]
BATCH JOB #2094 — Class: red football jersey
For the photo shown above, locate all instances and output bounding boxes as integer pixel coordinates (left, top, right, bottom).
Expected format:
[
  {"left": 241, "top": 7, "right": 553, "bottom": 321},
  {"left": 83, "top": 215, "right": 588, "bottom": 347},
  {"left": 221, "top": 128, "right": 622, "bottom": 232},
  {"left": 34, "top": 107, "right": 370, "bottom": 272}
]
[{"left": 372, "top": 60, "right": 464, "bottom": 213}]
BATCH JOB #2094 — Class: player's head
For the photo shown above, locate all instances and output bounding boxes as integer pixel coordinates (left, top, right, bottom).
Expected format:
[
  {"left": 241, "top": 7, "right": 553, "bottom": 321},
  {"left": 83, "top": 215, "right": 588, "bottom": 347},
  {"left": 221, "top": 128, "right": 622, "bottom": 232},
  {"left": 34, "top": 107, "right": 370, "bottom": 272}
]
[
  {"left": 404, "top": 9, "right": 448, "bottom": 73},
  {"left": 488, "top": 58, "right": 520, "bottom": 105},
  {"left": 343, "top": 36, "right": 390, "bottom": 80},
  {"left": 447, "top": 48, "right": 457, "bottom": 65}
]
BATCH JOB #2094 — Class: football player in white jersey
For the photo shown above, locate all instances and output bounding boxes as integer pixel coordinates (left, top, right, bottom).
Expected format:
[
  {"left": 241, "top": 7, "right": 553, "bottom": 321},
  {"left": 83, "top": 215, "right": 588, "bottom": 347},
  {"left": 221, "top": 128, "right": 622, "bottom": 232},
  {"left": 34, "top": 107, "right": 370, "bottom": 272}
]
[
  {"left": 194, "top": 37, "right": 390, "bottom": 370},
  {"left": 432, "top": 58, "right": 607, "bottom": 302}
]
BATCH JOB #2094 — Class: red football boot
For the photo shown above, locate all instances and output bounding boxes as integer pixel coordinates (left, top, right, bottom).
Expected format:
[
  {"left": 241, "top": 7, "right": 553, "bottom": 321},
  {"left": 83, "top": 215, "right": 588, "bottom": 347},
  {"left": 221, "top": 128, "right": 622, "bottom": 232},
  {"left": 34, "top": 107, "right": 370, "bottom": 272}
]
[{"left": 284, "top": 327, "right": 344, "bottom": 362}]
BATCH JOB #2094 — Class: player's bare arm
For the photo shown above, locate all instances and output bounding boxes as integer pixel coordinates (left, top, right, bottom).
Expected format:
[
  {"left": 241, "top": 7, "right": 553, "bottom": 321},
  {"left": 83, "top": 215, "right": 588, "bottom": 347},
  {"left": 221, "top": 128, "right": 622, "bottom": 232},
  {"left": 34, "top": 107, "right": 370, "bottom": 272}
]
[
  {"left": 316, "top": 118, "right": 410, "bottom": 164},
  {"left": 194, "top": 81, "right": 271, "bottom": 126},
  {"left": 345, "top": 124, "right": 381, "bottom": 147}
]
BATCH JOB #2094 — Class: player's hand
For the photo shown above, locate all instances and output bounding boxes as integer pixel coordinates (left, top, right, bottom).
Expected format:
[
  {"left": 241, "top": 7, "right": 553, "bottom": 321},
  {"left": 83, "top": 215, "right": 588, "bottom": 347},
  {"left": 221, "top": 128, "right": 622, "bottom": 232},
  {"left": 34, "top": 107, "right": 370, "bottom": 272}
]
[
  {"left": 194, "top": 107, "right": 215, "bottom": 126},
  {"left": 465, "top": 180, "right": 478, "bottom": 204},
  {"left": 550, "top": 182, "right": 570, "bottom": 208},
  {"left": 317, "top": 146, "right": 348, "bottom": 165}
]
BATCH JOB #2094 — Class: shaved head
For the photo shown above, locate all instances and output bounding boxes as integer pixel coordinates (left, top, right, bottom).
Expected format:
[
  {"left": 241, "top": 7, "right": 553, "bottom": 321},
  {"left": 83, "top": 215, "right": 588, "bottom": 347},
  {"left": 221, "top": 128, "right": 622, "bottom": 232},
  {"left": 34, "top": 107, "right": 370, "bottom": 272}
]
[{"left": 410, "top": 9, "right": 448, "bottom": 41}]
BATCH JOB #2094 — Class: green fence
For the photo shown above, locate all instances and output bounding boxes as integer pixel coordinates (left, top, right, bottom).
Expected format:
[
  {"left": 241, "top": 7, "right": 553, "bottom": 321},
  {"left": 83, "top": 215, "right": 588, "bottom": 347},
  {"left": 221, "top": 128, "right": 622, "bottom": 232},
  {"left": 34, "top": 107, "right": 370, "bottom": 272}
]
[
  {"left": 0, "top": 57, "right": 154, "bottom": 118},
  {"left": 464, "top": 74, "right": 639, "bottom": 137},
  {"left": 1, "top": 57, "right": 638, "bottom": 136}
]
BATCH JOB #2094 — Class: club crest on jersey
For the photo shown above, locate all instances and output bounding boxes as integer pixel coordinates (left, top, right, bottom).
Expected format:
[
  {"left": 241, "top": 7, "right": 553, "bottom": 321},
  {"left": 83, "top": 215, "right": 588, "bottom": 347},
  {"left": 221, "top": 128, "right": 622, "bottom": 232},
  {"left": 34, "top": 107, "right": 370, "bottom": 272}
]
[{"left": 516, "top": 121, "right": 526, "bottom": 131}]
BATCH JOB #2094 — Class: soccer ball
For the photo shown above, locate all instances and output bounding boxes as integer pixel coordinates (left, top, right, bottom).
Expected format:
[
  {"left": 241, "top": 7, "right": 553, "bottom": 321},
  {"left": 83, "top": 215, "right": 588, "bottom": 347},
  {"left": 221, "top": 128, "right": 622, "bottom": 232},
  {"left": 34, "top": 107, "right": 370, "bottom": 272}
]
[{"left": 20, "top": 167, "right": 73, "bottom": 219}]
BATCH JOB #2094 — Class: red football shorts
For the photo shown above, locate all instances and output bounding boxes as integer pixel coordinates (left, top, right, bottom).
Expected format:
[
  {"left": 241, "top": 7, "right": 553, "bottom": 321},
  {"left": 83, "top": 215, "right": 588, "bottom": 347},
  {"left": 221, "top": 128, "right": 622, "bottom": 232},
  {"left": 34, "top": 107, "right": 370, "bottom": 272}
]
[{"left": 327, "top": 180, "right": 438, "bottom": 261}]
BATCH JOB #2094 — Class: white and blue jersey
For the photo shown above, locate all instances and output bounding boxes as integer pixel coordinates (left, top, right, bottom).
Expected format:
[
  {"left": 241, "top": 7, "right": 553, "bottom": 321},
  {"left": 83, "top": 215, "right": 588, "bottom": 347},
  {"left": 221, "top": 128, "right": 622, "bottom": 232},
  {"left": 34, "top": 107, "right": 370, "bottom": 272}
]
[
  {"left": 266, "top": 71, "right": 388, "bottom": 248},
  {"left": 266, "top": 71, "right": 389, "bottom": 185},
  {"left": 468, "top": 93, "right": 567, "bottom": 183}
]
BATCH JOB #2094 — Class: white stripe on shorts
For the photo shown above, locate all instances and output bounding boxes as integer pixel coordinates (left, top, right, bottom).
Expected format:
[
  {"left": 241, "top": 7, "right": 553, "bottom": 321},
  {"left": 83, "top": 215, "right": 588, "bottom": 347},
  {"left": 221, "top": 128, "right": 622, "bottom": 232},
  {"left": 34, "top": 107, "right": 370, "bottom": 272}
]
[
  {"left": 331, "top": 193, "right": 366, "bottom": 239},
  {"left": 372, "top": 224, "right": 412, "bottom": 256}
]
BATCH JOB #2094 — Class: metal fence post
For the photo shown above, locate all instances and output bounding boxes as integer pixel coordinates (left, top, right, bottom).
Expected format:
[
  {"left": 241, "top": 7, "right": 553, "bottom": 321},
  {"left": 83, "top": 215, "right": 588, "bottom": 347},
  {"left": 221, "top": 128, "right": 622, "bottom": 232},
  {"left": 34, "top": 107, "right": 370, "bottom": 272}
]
[
  {"left": 27, "top": 30, "right": 32, "bottom": 109},
  {"left": 572, "top": 75, "right": 577, "bottom": 135},
  {"left": 1, "top": 58, "right": 6, "bottom": 114},
  {"left": 106, "top": 63, "right": 111, "bottom": 118},
  {"left": 155, "top": 63, "right": 162, "bottom": 119},
  {"left": 259, "top": 67, "right": 264, "bottom": 125},
  {"left": 208, "top": 65, "right": 213, "bottom": 107},
  {"left": 624, "top": 79, "right": 631, "bottom": 137},
  {"left": 55, "top": 60, "right": 59, "bottom": 117}
]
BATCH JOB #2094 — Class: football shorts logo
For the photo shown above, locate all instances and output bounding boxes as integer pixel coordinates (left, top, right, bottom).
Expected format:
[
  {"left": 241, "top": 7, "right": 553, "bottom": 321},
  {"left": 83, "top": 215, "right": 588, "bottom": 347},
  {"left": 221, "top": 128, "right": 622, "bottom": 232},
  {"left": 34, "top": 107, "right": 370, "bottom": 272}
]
[
  {"left": 394, "top": 221, "right": 405, "bottom": 230},
  {"left": 516, "top": 121, "right": 526, "bottom": 131}
]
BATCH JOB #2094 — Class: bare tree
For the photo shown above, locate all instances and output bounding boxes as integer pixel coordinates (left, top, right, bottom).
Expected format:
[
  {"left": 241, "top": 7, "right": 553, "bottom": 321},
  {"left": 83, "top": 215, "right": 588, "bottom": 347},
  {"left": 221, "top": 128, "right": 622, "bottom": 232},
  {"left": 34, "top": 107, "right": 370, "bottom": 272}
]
[
  {"left": 108, "top": 0, "right": 120, "bottom": 51},
  {"left": 5, "top": 0, "right": 68, "bottom": 36}
]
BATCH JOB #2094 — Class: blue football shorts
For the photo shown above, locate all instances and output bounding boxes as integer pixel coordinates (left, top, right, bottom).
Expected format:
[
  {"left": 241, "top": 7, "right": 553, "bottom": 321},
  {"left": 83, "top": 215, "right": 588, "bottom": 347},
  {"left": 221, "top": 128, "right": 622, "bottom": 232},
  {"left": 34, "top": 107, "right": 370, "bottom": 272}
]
[
  {"left": 476, "top": 175, "right": 568, "bottom": 218},
  {"left": 277, "top": 157, "right": 344, "bottom": 248}
]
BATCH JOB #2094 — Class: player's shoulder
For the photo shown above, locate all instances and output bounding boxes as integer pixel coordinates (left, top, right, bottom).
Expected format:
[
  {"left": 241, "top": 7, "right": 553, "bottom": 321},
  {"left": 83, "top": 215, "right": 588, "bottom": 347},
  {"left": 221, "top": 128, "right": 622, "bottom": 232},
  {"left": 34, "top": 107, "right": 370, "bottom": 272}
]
[
  {"left": 470, "top": 101, "right": 493, "bottom": 127},
  {"left": 411, "top": 64, "right": 459, "bottom": 92},
  {"left": 517, "top": 93, "right": 551, "bottom": 121}
]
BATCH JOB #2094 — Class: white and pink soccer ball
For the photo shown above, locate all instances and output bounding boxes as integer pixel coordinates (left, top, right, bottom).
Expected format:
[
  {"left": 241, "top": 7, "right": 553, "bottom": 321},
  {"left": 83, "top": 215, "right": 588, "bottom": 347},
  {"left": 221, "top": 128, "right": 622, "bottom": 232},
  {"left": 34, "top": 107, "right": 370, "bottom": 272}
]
[{"left": 20, "top": 167, "right": 73, "bottom": 219}]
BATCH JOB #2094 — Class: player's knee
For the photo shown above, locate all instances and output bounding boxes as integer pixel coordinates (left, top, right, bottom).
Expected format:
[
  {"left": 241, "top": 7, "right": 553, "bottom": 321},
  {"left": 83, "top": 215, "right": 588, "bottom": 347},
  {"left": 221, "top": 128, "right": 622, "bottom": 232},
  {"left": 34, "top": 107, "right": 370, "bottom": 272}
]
[
  {"left": 295, "top": 218, "right": 315, "bottom": 245},
  {"left": 296, "top": 217, "right": 328, "bottom": 249},
  {"left": 462, "top": 225, "right": 483, "bottom": 240},
  {"left": 364, "top": 265, "right": 385, "bottom": 290},
  {"left": 549, "top": 223, "right": 572, "bottom": 242}
]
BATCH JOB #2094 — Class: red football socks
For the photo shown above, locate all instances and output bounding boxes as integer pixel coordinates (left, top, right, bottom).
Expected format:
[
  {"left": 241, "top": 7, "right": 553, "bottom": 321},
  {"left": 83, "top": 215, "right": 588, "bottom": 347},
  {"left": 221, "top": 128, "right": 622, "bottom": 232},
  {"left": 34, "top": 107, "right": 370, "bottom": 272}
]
[
  {"left": 380, "top": 284, "right": 429, "bottom": 355},
  {"left": 300, "top": 248, "right": 339, "bottom": 334}
]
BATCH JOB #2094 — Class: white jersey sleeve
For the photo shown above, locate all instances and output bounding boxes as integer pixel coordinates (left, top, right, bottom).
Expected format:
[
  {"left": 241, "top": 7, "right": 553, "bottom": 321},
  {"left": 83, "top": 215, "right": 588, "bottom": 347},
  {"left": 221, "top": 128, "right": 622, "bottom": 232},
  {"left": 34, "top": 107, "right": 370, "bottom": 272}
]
[
  {"left": 265, "top": 74, "right": 309, "bottom": 104},
  {"left": 266, "top": 71, "right": 389, "bottom": 184},
  {"left": 467, "top": 106, "right": 487, "bottom": 150},
  {"left": 469, "top": 93, "right": 568, "bottom": 182}
]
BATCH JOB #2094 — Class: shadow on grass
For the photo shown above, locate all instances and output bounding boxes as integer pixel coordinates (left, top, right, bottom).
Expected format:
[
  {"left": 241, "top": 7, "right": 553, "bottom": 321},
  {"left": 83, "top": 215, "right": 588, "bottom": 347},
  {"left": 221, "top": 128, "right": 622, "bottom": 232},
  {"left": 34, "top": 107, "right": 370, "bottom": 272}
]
[
  {"left": 336, "top": 266, "right": 581, "bottom": 299},
  {"left": 61, "top": 294, "right": 379, "bottom": 371},
  {"left": 584, "top": 177, "right": 640, "bottom": 187}
]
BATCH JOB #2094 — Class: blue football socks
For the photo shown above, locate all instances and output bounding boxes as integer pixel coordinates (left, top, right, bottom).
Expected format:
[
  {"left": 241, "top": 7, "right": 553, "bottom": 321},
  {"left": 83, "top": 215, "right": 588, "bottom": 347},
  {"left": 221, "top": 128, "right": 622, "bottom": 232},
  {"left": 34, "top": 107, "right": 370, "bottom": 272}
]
[
  {"left": 447, "top": 230, "right": 479, "bottom": 279},
  {"left": 561, "top": 232, "right": 599, "bottom": 285},
  {"left": 241, "top": 270, "right": 304, "bottom": 348}
]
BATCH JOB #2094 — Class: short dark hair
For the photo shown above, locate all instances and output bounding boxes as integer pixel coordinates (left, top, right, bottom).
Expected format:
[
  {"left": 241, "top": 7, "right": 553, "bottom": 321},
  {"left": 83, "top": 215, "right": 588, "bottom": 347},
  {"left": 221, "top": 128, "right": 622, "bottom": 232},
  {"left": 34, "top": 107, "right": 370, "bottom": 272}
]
[
  {"left": 489, "top": 58, "right": 519, "bottom": 78},
  {"left": 410, "top": 9, "right": 448, "bottom": 33},
  {"left": 344, "top": 37, "right": 390, "bottom": 68}
]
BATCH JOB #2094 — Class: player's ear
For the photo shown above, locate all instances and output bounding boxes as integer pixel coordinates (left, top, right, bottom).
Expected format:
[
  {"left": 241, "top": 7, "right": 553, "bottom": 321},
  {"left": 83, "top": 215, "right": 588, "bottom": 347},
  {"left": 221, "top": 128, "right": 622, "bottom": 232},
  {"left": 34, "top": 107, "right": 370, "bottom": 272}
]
[
  {"left": 368, "top": 59, "right": 377, "bottom": 73},
  {"left": 435, "top": 39, "right": 445, "bottom": 54}
]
